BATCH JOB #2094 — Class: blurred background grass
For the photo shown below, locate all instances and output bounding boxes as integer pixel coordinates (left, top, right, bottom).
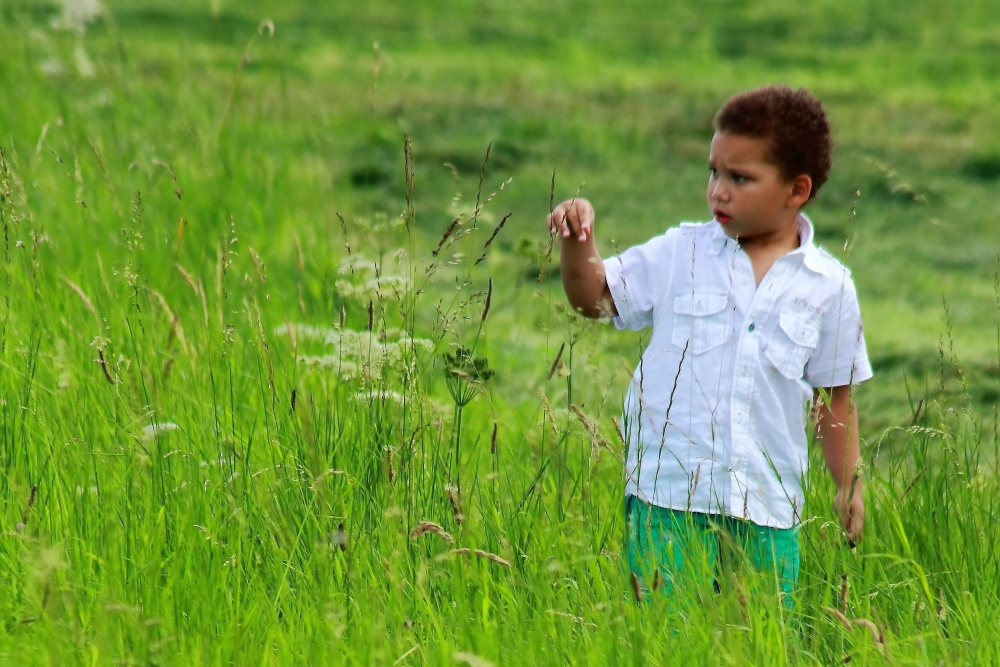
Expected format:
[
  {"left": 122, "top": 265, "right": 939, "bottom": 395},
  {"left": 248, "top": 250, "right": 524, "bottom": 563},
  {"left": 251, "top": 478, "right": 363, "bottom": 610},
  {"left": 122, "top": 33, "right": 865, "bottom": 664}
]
[{"left": 2, "top": 0, "right": 999, "bottom": 436}]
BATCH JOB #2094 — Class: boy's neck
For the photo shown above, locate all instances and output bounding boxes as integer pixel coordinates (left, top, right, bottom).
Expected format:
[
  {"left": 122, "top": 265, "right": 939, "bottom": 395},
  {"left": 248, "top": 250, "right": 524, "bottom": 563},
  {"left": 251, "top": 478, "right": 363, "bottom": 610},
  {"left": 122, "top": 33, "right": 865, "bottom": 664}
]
[
  {"left": 736, "top": 214, "right": 802, "bottom": 286},
  {"left": 736, "top": 214, "right": 801, "bottom": 255}
]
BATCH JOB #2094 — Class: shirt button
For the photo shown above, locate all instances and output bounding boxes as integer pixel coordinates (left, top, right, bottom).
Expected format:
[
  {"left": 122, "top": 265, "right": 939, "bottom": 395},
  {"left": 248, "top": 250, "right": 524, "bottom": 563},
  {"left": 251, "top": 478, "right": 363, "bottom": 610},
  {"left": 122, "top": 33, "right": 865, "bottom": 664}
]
[{"left": 748, "top": 323, "right": 756, "bottom": 332}]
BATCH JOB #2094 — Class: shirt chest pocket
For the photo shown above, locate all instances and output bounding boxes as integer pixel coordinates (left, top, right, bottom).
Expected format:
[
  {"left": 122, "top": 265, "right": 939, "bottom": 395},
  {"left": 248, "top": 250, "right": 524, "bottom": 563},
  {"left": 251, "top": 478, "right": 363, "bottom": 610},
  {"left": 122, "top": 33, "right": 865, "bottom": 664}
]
[
  {"left": 766, "top": 310, "right": 820, "bottom": 380},
  {"left": 671, "top": 291, "right": 730, "bottom": 354}
]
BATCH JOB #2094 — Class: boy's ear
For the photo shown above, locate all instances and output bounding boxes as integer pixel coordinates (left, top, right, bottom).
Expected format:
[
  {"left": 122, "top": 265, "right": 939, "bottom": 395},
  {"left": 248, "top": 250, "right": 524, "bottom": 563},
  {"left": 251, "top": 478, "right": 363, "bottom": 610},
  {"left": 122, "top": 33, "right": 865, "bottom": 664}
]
[{"left": 788, "top": 174, "right": 813, "bottom": 208}]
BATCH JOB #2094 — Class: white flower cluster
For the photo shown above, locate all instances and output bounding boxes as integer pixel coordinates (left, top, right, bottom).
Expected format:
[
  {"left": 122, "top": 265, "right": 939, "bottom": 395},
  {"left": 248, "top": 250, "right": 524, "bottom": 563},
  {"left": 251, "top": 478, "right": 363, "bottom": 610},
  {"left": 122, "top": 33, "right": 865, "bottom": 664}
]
[
  {"left": 334, "top": 275, "right": 410, "bottom": 302},
  {"left": 140, "top": 422, "right": 180, "bottom": 443},
  {"left": 273, "top": 323, "right": 333, "bottom": 341},
  {"left": 335, "top": 254, "right": 410, "bottom": 302},
  {"left": 51, "top": 0, "right": 103, "bottom": 35},
  {"left": 276, "top": 324, "right": 433, "bottom": 381}
]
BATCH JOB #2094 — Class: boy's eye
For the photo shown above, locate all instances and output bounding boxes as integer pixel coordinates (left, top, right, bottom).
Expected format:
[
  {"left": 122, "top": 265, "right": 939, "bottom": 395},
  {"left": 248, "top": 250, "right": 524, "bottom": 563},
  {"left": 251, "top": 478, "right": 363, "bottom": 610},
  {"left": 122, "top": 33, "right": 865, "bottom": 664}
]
[
  {"left": 708, "top": 167, "right": 718, "bottom": 176},
  {"left": 732, "top": 174, "right": 748, "bottom": 183}
]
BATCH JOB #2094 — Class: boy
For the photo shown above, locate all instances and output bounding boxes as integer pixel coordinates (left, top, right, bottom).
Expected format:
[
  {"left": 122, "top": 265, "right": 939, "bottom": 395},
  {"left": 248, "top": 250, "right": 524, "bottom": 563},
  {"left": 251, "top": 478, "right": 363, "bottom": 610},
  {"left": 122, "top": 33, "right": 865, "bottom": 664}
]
[{"left": 546, "top": 86, "right": 871, "bottom": 600}]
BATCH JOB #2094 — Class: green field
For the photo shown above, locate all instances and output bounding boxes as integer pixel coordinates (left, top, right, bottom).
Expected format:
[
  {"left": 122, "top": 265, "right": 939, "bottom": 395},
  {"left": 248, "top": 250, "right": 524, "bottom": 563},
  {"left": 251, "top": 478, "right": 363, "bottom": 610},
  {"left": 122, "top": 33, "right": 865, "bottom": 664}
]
[{"left": 2, "top": 0, "right": 1000, "bottom": 664}]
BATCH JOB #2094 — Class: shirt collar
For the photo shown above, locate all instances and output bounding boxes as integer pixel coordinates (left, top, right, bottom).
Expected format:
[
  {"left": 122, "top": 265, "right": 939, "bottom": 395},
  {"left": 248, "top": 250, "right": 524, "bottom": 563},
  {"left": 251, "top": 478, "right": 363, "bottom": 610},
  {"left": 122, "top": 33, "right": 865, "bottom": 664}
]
[
  {"left": 708, "top": 213, "right": 826, "bottom": 274},
  {"left": 793, "top": 213, "right": 827, "bottom": 274}
]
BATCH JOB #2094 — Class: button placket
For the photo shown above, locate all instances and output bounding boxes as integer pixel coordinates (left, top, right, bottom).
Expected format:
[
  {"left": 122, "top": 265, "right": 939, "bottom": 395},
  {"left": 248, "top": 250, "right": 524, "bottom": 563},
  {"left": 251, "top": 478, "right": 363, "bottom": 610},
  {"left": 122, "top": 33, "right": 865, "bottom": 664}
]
[{"left": 728, "top": 259, "right": 788, "bottom": 516}]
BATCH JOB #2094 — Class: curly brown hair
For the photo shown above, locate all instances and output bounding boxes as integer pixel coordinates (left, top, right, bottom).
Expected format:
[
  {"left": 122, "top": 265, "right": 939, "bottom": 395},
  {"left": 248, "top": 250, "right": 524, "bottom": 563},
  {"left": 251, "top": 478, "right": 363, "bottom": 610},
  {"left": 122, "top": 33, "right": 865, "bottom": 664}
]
[{"left": 714, "top": 86, "right": 832, "bottom": 201}]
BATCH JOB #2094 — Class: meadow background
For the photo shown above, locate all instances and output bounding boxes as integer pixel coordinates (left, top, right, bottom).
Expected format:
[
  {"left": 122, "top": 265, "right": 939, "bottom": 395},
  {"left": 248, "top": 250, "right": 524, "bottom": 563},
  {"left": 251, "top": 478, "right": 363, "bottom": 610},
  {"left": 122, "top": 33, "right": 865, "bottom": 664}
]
[{"left": 1, "top": 0, "right": 1000, "bottom": 664}]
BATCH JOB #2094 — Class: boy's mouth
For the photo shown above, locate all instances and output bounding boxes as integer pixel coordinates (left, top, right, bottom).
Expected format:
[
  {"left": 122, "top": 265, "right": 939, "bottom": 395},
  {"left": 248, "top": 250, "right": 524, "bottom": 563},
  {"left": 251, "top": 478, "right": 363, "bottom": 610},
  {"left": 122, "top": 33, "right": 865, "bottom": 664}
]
[{"left": 713, "top": 208, "right": 732, "bottom": 224}]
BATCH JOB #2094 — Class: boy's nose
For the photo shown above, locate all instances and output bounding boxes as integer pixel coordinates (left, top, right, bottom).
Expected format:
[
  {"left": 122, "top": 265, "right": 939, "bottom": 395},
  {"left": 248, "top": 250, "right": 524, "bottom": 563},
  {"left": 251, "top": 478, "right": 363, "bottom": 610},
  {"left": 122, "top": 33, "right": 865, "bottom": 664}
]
[{"left": 710, "top": 183, "right": 729, "bottom": 202}]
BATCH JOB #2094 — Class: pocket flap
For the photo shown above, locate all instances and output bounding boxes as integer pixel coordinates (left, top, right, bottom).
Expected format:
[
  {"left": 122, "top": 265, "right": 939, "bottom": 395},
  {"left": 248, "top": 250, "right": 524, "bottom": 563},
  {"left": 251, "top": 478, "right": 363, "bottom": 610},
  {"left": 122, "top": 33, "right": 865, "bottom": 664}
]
[
  {"left": 674, "top": 292, "right": 728, "bottom": 317},
  {"left": 778, "top": 311, "right": 819, "bottom": 348}
]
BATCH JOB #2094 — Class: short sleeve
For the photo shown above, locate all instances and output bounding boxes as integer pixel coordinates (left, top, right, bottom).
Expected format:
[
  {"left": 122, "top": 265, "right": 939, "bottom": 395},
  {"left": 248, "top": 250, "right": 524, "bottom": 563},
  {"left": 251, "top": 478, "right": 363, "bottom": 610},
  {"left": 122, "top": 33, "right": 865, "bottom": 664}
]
[
  {"left": 805, "top": 276, "right": 874, "bottom": 388},
  {"left": 602, "top": 229, "right": 677, "bottom": 331}
]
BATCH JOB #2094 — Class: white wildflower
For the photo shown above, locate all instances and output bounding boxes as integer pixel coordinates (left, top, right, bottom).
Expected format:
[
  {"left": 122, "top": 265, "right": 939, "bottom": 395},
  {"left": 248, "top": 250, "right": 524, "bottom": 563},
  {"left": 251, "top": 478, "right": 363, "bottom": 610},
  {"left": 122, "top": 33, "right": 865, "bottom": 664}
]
[
  {"left": 39, "top": 59, "right": 64, "bottom": 76},
  {"left": 295, "top": 328, "right": 433, "bottom": 381},
  {"left": 352, "top": 390, "right": 405, "bottom": 404},
  {"left": 335, "top": 275, "right": 410, "bottom": 302},
  {"left": 51, "top": 0, "right": 103, "bottom": 35},
  {"left": 74, "top": 43, "right": 95, "bottom": 77},
  {"left": 334, "top": 253, "right": 411, "bottom": 301},
  {"left": 274, "top": 323, "right": 336, "bottom": 341},
  {"left": 337, "top": 255, "right": 377, "bottom": 275},
  {"left": 140, "top": 422, "right": 180, "bottom": 443}
]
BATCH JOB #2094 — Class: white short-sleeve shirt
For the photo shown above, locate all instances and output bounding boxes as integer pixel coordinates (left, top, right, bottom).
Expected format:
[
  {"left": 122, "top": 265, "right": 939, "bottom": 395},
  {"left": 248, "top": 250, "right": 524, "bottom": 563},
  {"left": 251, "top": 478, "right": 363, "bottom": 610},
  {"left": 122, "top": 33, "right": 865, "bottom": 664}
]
[{"left": 604, "top": 215, "right": 872, "bottom": 529}]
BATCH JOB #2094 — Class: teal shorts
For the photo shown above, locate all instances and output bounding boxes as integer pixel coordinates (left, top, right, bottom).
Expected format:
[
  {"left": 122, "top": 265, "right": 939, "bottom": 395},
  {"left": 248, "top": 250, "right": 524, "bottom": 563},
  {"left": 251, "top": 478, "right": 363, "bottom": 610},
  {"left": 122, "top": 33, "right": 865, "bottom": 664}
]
[{"left": 625, "top": 495, "right": 800, "bottom": 602}]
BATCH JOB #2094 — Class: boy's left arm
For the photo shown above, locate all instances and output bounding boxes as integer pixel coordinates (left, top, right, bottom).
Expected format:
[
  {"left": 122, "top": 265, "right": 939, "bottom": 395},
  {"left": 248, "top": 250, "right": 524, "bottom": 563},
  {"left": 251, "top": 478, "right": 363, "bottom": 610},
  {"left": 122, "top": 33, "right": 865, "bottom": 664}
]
[{"left": 813, "top": 384, "right": 864, "bottom": 543}]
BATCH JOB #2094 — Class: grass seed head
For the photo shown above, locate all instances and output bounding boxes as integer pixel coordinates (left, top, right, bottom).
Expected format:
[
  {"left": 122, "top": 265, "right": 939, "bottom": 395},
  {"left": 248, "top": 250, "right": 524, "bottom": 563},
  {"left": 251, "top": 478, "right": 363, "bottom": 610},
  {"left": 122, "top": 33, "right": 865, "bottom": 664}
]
[
  {"left": 630, "top": 572, "right": 643, "bottom": 604},
  {"left": 409, "top": 521, "right": 453, "bottom": 544},
  {"left": 445, "top": 485, "right": 464, "bottom": 524}
]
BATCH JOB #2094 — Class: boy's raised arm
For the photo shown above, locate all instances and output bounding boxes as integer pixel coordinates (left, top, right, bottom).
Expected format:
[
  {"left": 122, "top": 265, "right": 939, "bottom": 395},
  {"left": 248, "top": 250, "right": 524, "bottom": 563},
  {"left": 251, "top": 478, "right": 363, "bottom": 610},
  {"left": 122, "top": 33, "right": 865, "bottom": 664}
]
[{"left": 547, "top": 198, "right": 617, "bottom": 319}]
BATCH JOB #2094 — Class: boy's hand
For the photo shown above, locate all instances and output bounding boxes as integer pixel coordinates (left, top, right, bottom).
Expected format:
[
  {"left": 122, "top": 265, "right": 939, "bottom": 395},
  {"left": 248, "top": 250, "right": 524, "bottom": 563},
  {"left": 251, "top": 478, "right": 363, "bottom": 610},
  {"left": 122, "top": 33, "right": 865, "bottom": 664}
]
[
  {"left": 834, "top": 481, "right": 864, "bottom": 544},
  {"left": 547, "top": 198, "right": 594, "bottom": 243}
]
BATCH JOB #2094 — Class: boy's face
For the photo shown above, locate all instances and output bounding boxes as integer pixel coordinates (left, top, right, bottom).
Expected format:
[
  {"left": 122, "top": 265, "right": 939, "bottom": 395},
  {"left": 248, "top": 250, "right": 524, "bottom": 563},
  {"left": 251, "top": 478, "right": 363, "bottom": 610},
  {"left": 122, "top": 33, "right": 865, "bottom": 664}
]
[{"left": 706, "top": 132, "right": 809, "bottom": 242}]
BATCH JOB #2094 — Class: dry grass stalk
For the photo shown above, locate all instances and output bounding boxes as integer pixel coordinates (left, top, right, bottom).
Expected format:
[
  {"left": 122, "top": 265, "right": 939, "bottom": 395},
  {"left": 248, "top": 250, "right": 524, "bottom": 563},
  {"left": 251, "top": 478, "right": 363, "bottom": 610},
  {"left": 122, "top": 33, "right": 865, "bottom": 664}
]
[
  {"left": 611, "top": 416, "right": 627, "bottom": 449},
  {"left": 470, "top": 142, "right": 491, "bottom": 229},
  {"left": 571, "top": 403, "right": 613, "bottom": 463},
  {"left": 197, "top": 278, "right": 209, "bottom": 327},
  {"left": 393, "top": 645, "right": 419, "bottom": 665},
  {"left": 853, "top": 618, "right": 885, "bottom": 649},
  {"left": 249, "top": 247, "right": 267, "bottom": 283},
  {"left": 630, "top": 572, "right": 643, "bottom": 604},
  {"left": 15, "top": 485, "right": 38, "bottom": 532},
  {"left": 840, "top": 572, "right": 849, "bottom": 614},
  {"left": 490, "top": 421, "right": 498, "bottom": 455},
  {"left": 60, "top": 277, "right": 96, "bottom": 315},
  {"left": 545, "top": 609, "right": 596, "bottom": 627},
  {"left": 147, "top": 287, "right": 189, "bottom": 356},
  {"left": 480, "top": 278, "right": 492, "bottom": 323},
  {"left": 546, "top": 343, "right": 565, "bottom": 380},
  {"left": 475, "top": 212, "right": 512, "bottom": 265},
  {"left": 409, "top": 521, "right": 453, "bottom": 544},
  {"left": 823, "top": 607, "right": 886, "bottom": 652},
  {"left": 175, "top": 263, "right": 200, "bottom": 295},
  {"left": 473, "top": 549, "right": 511, "bottom": 567},
  {"left": 445, "top": 485, "right": 464, "bottom": 524},
  {"left": 432, "top": 216, "right": 462, "bottom": 257},
  {"left": 541, "top": 393, "right": 559, "bottom": 439},
  {"left": 336, "top": 212, "right": 354, "bottom": 266},
  {"left": 453, "top": 651, "right": 493, "bottom": 667},
  {"left": 294, "top": 233, "right": 304, "bottom": 273},
  {"left": 332, "top": 523, "right": 348, "bottom": 552},
  {"left": 438, "top": 548, "right": 510, "bottom": 567},
  {"left": 285, "top": 319, "right": 298, "bottom": 357},
  {"left": 824, "top": 606, "right": 853, "bottom": 631},
  {"left": 386, "top": 446, "right": 396, "bottom": 483},
  {"left": 96, "top": 348, "right": 115, "bottom": 385}
]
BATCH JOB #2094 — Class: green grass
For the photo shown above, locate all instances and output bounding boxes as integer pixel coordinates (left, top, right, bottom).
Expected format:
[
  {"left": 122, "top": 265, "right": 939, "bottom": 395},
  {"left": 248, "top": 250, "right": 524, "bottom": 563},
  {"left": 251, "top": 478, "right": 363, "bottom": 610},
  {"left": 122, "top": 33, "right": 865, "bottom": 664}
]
[{"left": 2, "top": 0, "right": 1000, "bottom": 664}]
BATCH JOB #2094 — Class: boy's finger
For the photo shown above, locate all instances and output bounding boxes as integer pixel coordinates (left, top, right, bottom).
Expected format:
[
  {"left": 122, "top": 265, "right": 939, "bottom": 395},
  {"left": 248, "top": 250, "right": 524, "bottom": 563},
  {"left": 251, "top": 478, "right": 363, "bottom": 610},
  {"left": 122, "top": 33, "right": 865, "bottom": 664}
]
[
  {"left": 563, "top": 210, "right": 578, "bottom": 238},
  {"left": 563, "top": 207, "right": 580, "bottom": 238},
  {"left": 546, "top": 212, "right": 558, "bottom": 234},
  {"left": 549, "top": 208, "right": 565, "bottom": 235}
]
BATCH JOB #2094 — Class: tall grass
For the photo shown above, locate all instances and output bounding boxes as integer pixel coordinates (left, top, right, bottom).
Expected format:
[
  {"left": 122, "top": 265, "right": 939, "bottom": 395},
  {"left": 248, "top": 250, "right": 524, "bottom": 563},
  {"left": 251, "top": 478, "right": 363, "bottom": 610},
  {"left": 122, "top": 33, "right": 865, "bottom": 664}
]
[{"left": 2, "top": 2, "right": 1000, "bottom": 665}]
